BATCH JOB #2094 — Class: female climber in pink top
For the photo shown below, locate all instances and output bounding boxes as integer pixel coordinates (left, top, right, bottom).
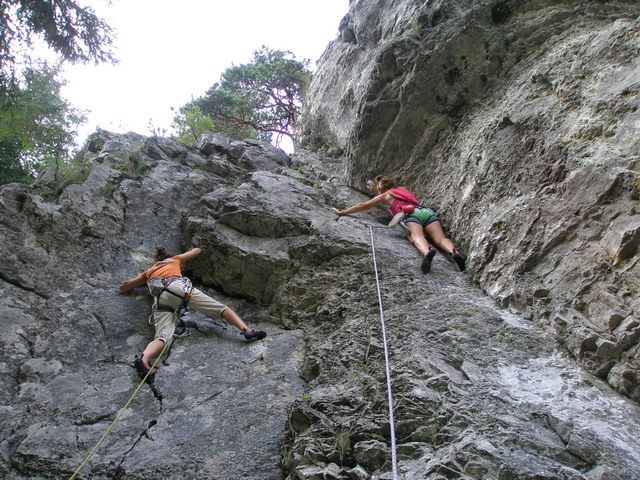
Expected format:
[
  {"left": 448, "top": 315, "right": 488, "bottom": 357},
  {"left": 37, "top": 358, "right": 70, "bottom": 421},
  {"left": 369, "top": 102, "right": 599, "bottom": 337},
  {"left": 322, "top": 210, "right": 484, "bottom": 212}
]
[{"left": 331, "top": 175, "right": 466, "bottom": 273}]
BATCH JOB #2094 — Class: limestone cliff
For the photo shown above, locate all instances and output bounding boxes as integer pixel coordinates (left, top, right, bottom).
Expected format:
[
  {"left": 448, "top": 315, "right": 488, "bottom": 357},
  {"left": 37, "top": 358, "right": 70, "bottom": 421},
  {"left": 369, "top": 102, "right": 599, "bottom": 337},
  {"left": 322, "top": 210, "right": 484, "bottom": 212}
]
[
  {"left": 299, "top": 0, "right": 640, "bottom": 403},
  {"left": 1, "top": 0, "right": 640, "bottom": 479}
]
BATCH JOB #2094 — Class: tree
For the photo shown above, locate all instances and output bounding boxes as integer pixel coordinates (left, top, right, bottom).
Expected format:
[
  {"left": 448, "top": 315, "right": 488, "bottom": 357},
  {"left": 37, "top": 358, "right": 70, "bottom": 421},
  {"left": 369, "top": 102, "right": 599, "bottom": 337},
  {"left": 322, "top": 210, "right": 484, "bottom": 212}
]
[
  {"left": 171, "top": 105, "right": 214, "bottom": 146},
  {"left": 178, "top": 46, "right": 310, "bottom": 146},
  {"left": 0, "top": 138, "right": 31, "bottom": 184},
  {"left": 0, "top": 63, "right": 86, "bottom": 185},
  {"left": 0, "top": 0, "right": 115, "bottom": 91},
  {"left": 0, "top": 1, "right": 113, "bottom": 185}
]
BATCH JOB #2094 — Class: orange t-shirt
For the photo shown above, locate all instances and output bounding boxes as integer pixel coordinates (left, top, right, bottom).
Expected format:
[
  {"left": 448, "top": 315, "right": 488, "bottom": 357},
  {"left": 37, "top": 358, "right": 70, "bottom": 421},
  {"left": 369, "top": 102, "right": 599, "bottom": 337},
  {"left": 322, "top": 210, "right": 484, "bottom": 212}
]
[{"left": 142, "top": 256, "right": 182, "bottom": 280}]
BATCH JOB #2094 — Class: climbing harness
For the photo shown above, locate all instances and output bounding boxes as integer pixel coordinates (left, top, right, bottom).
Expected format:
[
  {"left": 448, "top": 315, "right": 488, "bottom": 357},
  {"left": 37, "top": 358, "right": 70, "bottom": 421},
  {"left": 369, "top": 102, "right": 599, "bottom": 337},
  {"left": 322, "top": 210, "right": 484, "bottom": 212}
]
[
  {"left": 145, "top": 277, "right": 195, "bottom": 364},
  {"left": 387, "top": 188, "right": 431, "bottom": 235},
  {"left": 364, "top": 222, "right": 399, "bottom": 480},
  {"left": 149, "top": 276, "right": 193, "bottom": 313},
  {"left": 148, "top": 277, "right": 194, "bottom": 329},
  {"left": 68, "top": 339, "right": 170, "bottom": 480}
]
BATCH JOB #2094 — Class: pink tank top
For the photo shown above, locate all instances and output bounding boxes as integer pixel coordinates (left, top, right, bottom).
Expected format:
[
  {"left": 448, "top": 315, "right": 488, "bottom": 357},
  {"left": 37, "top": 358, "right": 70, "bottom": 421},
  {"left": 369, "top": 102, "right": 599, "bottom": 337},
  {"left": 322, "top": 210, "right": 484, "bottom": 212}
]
[{"left": 388, "top": 187, "right": 418, "bottom": 215}]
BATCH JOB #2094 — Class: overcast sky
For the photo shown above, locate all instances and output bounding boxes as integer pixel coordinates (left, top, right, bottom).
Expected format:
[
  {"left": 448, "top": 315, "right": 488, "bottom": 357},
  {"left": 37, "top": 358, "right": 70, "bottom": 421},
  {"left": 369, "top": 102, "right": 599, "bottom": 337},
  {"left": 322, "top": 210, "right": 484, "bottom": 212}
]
[{"left": 61, "top": 0, "right": 349, "bottom": 146}]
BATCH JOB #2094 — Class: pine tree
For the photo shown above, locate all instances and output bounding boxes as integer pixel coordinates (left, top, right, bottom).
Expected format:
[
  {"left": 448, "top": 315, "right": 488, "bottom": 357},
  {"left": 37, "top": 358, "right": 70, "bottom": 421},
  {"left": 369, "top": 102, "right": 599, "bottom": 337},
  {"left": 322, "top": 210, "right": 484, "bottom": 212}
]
[{"left": 177, "top": 46, "right": 310, "bottom": 147}]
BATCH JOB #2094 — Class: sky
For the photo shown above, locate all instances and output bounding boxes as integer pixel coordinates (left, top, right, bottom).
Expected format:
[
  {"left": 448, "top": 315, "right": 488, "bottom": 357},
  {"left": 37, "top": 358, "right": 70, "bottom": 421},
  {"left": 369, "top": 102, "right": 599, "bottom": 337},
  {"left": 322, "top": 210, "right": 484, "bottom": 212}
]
[{"left": 60, "top": 0, "right": 349, "bottom": 147}]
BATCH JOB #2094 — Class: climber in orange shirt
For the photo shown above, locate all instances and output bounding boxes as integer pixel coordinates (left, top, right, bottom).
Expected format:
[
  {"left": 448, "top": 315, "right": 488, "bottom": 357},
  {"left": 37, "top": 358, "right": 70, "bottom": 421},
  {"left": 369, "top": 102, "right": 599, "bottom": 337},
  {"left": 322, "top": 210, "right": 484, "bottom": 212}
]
[{"left": 120, "top": 246, "right": 266, "bottom": 383}]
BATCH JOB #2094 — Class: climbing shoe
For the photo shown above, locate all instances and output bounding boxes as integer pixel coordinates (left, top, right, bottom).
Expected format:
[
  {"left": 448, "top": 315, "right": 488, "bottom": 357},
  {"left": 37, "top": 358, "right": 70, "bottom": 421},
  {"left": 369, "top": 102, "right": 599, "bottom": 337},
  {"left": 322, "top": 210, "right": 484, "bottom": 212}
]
[
  {"left": 451, "top": 251, "right": 466, "bottom": 272},
  {"left": 421, "top": 248, "right": 437, "bottom": 273},
  {"left": 134, "top": 355, "right": 155, "bottom": 384},
  {"left": 243, "top": 329, "right": 267, "bottom": 341}
]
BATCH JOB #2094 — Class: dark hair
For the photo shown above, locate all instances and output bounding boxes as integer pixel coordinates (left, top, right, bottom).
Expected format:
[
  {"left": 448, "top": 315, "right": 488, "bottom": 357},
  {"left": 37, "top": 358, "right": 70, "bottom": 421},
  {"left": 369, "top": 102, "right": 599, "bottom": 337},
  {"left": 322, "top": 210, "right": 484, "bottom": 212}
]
[{"left": 154, "top": 246, "right": 175, "bottom": 261}]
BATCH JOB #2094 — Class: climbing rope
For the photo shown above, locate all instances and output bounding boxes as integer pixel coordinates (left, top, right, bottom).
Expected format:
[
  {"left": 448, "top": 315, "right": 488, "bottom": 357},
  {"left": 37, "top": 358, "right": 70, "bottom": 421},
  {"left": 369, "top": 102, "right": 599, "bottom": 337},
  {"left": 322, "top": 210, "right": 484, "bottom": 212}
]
[
  {"left": 365, "top": 222, "right": 399, "bottom": 480},
  {"left": 68, "top": 340, "right": 170, "bottom": 480}
]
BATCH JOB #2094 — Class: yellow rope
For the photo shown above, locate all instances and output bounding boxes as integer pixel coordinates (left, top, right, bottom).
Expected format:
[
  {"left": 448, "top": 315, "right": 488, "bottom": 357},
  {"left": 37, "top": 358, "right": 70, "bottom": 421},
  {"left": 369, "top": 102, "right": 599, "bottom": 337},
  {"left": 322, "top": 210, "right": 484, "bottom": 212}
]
[{"left": 68, "top": 341, "right": 169, "bottom": 480}]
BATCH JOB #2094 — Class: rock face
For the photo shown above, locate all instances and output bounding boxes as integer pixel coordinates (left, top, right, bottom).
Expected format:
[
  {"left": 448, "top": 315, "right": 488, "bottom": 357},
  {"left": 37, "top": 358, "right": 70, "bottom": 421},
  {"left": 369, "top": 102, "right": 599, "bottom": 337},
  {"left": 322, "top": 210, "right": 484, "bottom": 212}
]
[
  {"left": 1, "top": 0, "right": 640, "bottom": 478},
  {"left": 298, "top": 0, "right": 640, "bottom": 403},
  {"left": 1, "top": 127, "right": 640, "bottom": 479},
  {"left": 0, "top": 132, "right": 306, "bottom": 480}
]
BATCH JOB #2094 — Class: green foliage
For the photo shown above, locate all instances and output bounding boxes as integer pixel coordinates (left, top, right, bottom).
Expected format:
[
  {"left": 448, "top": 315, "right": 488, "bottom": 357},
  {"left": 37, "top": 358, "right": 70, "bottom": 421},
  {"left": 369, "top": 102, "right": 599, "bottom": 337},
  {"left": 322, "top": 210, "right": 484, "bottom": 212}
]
[
  {"left": 294, "top": 177, "right": 319, "bottom": 189},
  {"left": 171, "top": 105, "right": 215, "bottom": 145},
  {"left": 0, "top": 1, "right": 114, "bottom": 186},
  {"left": 54, "top": 151, "right": 91, "bottom": 183},
  {"left": 182, "top": 46, "right": 310, "bottom": 146},
  {"left": 0, "top": 64, "right": 87, "bottom": 185},
  {"left": 300, "top": 394, "right": 311, "bottom": 402},
  {"left": 0, "top": 138, "right": 31, "bottom": 183},
  {"left": 102, "top": 138, "right": 149, "bottom": 179},
  {"left": 422, "top": 422, "right": 441, "bottom": 444},
  {"left": 0, "top": 0, "right": 115, "bottom": 91},
  {"left": 348, "top": 371, "right": 366, "bottom": 389},
  {"left": 115, "top": 156, "right": 150, "bottom": 179}
]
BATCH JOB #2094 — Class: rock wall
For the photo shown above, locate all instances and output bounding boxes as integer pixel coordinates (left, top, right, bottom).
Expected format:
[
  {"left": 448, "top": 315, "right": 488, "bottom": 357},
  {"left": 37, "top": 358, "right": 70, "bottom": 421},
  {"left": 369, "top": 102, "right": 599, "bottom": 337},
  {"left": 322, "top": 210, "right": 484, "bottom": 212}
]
[
  {"left": 298, "top": 0, "right": 640, "bottom": 402},
  {"left": 1, "top": 129, "right": 640, "bottom": 479},
  {"left": 0, "top": 132, "right": 305, "bottom": 479},
  {"left": 2, "top": 0, "right": 640, "bottom": 478}
]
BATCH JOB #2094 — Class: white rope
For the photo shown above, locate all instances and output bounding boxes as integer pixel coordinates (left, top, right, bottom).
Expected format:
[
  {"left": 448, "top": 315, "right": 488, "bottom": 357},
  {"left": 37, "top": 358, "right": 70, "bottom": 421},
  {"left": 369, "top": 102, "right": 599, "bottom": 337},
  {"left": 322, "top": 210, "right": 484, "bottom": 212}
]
[{"left": 366, "top": 223, "right": 399, "bottom": 480}]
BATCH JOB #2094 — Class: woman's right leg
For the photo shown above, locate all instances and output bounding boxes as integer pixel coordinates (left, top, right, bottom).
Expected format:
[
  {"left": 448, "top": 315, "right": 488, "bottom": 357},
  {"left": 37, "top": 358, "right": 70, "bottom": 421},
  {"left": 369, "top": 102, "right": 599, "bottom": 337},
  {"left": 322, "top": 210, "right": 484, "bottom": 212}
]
[
  {"left": 406, "top": 221, "right": 437, "bottom": 273},
  {"left": 221, "top": 307, "right": 250, "bottom": 331},
  {"left": 424, "top": 221, "right": 466, "bottom": 271},
  {"left": 406, "top": 221, "right": 431, "bottom": 256},
  {"left": 189, "top": 288, "right": 266, "bottom": 340},
  {"left": 424, "top": 220, "right": 455, "bottom": 253}
]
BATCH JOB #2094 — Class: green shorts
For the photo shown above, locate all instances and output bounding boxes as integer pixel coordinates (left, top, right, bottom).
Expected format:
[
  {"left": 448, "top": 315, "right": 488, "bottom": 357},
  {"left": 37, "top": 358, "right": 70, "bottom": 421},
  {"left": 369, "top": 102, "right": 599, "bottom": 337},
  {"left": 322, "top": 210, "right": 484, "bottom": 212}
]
[{"left": 404, "top": 207, "right": 439, "bottom": 227}]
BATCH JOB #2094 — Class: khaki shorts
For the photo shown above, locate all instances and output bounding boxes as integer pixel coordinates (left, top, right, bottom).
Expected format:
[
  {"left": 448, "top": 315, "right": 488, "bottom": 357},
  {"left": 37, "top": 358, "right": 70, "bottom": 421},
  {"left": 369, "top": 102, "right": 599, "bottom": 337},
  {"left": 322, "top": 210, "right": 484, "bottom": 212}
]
[{"left": 153, "top": 286, "right": 228, "bottom": 346}]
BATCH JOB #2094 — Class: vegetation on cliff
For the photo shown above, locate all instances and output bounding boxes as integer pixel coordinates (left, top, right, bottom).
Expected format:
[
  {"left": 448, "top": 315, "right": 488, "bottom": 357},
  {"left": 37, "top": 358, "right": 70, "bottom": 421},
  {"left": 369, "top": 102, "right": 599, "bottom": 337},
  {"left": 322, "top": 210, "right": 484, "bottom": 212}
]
[
  {"left": 174, "top": 46, "right": 310, "bottom": 147},
  {"left": 0, "top": 0, "right": 115, "bottom": 186}
]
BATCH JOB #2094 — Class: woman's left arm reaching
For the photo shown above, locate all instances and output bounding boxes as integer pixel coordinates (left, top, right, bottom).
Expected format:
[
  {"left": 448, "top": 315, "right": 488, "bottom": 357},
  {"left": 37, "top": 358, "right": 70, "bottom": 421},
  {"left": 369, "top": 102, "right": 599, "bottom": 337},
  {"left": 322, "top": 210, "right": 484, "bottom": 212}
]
[{"left": 331, "top": 193, "right": 389, "bottom": 216}]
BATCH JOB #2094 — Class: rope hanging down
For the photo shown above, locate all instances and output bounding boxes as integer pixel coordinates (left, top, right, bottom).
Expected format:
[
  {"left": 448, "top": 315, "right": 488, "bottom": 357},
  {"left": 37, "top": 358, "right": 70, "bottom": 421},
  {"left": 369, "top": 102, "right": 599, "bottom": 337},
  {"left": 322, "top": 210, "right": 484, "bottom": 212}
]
[
  {"left": 366, "top": 223, "right": 399, "bottom": 480},
  {"left": 68, "top": 340, "right": 170, "bottom": 480}
]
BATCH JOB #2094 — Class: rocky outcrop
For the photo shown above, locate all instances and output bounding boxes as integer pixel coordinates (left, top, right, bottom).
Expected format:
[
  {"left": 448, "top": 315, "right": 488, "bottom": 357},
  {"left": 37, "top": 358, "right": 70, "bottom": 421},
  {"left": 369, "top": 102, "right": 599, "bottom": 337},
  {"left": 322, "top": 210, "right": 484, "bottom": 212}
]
[
  {"left": 2, "top": 0, "right": 640, "bottom": 478},
  {"left": 0, "top": 131, "right": 303, "bottom": 480},
  {"left": 298, "top": 0, "right": 640, "bottom": 402},
  {"left": 2, "top": 129, "right": 640, "bottom": 479}
]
